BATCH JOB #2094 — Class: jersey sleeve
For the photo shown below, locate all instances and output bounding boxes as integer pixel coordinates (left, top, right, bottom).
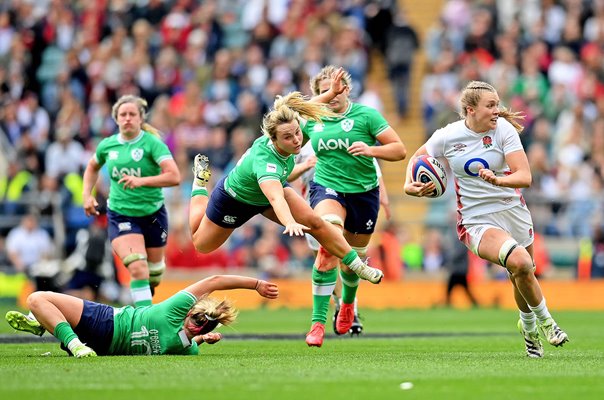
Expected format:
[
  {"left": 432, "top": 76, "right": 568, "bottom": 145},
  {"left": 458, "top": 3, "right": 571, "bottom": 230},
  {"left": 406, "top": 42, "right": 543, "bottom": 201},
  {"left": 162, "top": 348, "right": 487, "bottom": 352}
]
[
  {"left": 425, "top": 126, "right": 447, "bottom": 158},
  {"left": 94, "top": 138, "right": 108, "bottom": 166},
  {"left": 154, "top": 290, "right": 197, "bottom": 325},
  {"left": 365, "top": 106, "right": 390, "bottom": 139},
  {"left": 254, "top": 151, "right": 285, "bottom": 185},
  {"left": 149, "top": 135, "right": 174, "bottom": 164},
  {"left": 186, "top": 342, "right": 199, "bottom": 355},
  {"left": 499, "top": 119, "right": 524, "bottom": 154}
]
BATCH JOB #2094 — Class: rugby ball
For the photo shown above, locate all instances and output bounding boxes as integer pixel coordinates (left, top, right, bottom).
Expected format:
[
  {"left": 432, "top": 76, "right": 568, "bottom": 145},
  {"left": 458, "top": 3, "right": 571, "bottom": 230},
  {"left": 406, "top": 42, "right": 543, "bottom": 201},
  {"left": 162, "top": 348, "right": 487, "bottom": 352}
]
[{"left": 411, "top": 155, "right": 447, "bottom": 198}]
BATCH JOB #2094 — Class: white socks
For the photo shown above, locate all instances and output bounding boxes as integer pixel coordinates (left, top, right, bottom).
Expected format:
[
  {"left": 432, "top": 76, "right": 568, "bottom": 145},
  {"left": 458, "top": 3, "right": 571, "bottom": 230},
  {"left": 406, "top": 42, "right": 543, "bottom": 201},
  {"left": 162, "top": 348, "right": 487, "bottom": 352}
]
[
  {"left": 519, "top": 310, "right": 536, "bottom": 332},
  {"left": 528, "top": 299, "right": 552, "bottom": 324}
]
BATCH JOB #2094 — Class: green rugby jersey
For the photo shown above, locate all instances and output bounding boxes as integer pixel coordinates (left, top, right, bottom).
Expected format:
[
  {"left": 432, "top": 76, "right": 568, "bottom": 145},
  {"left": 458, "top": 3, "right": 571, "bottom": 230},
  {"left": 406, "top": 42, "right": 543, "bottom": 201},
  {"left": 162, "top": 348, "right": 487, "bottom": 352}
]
[
  {"left": 95, "top": 131, "right": 173, "bottom": 216},
  {"left": 301, "top": 102, "right": 389, "bottom": 193},
  {"left": 109, "top": 291, "right": 199, "bottom": 355},
  {"left": 224, "top": 135, "right": 294, "bottom": 206}
]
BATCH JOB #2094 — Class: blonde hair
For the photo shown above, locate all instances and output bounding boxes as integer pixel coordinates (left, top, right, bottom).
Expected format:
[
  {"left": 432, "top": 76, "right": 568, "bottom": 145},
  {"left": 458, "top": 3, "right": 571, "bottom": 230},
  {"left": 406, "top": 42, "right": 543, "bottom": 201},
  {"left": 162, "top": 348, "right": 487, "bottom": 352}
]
[
  {"left": 459, "top": 81, "right": 525, "bottom": 133},
  {"left": 261, "top": 91, "right": 338, "bottom": 140},
  {"left": 111, "top": 94, "right": 163, "bottom": 138},
  {"left": 188, "top": 295, "right": 238, "bottom": 334},
  {"left": 309, "top": 65, "right": 352, "bottom": 97}
]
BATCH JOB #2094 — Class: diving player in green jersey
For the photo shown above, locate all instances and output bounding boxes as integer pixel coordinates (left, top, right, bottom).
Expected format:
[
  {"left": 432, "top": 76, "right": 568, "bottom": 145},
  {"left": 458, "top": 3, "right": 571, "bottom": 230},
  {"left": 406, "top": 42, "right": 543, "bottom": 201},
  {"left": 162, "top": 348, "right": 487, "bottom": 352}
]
[
  {"left": 301, "top": 66, "right": 407, "bottom": 346},
  {"left": 188, "top": 79, "right": 383, "bottom": 286},
  {"left": 82, "top": 95, "right": 180, "bottom": 307},
  {"left": 5, "top": 275, "right": 278, "bottom": 357}
]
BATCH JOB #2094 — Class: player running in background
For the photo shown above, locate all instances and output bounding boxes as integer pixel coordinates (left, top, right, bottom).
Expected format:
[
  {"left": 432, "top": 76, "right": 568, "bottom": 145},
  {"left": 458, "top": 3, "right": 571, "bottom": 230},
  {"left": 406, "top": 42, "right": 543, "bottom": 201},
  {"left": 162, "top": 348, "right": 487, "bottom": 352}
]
[
  {"left": 301, "top": 65, "right": 406, "bottom": 347},
  {"left": 82, "top": 95, "right": 180, "bottom": 307},
  {"left": 5, "top": 275, "right": 278, "bottom": 357},
  {"left": 289, "top": 142, "right": 392, "bottom": 336},
  {"left": 404, "top": 80, "right": 569, "bottom": 357},
  {"left": 187, "top": 81, "right": 383, "bottom": 286}
]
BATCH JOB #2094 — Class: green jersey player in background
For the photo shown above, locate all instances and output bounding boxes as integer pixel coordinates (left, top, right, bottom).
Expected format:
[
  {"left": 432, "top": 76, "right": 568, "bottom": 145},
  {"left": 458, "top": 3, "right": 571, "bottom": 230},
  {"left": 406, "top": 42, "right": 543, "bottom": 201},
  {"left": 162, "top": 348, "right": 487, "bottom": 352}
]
[
  {"left": 82, "top": 95, "right": 180, "bottom": 307},
  {"left": 301, "top": 66, "right": 407, "bottom": 347},
  {"left": 289, "top": 143, "right": 392, "bottom": 337},
  {"left": 187, "top": 80, "right": 383, "bottom": 287},
  {"left": 5, "top": 274, "right": 278, "bottom": 357}
]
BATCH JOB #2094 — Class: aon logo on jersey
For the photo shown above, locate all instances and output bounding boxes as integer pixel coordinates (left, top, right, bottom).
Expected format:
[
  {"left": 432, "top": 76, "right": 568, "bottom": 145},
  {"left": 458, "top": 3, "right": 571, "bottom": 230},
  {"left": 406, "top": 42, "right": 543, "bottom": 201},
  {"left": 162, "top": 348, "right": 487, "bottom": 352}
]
[
  {"left": 317, "top": 138, "right": 350, "bottom": 151},
  {"left": 112, "top": 167, "right": 141, "bottom": 178}
]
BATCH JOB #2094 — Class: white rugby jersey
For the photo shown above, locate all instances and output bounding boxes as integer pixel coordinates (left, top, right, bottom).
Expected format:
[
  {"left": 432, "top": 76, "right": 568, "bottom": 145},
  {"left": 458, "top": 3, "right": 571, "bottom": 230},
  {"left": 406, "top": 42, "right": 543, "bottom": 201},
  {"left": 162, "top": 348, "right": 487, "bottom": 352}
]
[{"left": 425, "top": 118, "right": 526, "bottom": 219}]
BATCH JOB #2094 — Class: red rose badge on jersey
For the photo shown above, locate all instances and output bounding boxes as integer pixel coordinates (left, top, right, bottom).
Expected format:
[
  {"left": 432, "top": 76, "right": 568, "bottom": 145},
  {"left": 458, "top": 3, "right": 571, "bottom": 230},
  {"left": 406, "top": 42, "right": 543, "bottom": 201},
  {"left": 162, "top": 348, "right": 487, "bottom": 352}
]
[{"left": 482, "top": 136, "right": 493, "bottom": 149}]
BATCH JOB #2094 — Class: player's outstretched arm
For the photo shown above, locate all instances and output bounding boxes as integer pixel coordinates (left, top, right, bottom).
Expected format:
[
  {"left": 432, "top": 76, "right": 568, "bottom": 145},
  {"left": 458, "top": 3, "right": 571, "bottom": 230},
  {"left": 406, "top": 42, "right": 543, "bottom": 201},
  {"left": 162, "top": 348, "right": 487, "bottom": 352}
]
[{"left": 184, "top": 275, "right": 279, "bottom": 299}]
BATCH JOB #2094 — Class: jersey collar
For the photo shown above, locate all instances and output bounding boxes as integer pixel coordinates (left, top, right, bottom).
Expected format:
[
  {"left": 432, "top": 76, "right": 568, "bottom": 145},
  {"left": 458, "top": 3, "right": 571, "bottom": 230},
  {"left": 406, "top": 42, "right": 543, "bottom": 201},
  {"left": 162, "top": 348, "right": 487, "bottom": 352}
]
[
  {"left": 117, "top": 130, "right": 145, "bottom": 144},
  {"left": 325, "top": 101, "right": 353, "bottom": 121}
]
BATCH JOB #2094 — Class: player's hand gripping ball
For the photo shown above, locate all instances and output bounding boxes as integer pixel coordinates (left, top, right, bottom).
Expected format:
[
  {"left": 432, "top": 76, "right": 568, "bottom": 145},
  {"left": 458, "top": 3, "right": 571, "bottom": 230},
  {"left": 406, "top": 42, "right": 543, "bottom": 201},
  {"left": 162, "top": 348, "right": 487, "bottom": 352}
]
[{"left": 411, "top": 155, "right": 447, "bottom": 198}]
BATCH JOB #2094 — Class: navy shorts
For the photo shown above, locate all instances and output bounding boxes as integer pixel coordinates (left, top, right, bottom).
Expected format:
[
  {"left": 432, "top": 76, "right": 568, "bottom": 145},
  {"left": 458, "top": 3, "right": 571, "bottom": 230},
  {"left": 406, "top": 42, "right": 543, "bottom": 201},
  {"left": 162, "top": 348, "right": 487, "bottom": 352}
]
[
  {"left": 107, "top": 205, "right": 168, "bottom": 247},
  {"left": 309, "top": 181, "right": 380, "bottom": 234},
  {"left": 66, "top": 270, "right": 103, "bottom": 292},
  {"left": 206, "top": 177, "right": 271, "bottom": 228},
  {"left": 74, "top": 300, "right": 115, "bottom": 356}
]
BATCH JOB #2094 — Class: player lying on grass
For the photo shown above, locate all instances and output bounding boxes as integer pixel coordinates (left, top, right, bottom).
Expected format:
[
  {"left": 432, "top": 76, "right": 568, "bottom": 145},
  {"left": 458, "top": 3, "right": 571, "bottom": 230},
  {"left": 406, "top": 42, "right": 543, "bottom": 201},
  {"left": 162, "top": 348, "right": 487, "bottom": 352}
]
[{"left": 5, "top": 275, "right": 278, "bottom": 357}]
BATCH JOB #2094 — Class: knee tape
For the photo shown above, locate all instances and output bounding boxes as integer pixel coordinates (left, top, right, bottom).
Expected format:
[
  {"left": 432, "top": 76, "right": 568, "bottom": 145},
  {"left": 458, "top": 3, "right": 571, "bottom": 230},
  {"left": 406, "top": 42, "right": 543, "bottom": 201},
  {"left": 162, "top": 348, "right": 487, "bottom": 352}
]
[
  {"left": 123, "top": 253, "right": 147, "bottom": 267},
  {"left": 148, "top": 260, "right": 166, "bottom": 287},
  {"left": 498, "top": 239, "right": 518, "bottom": 269},
  {"left": 351, "top": 245, "right": 368, "bottom": 259},
  {"left": 321, "top": 214, "right": 344, "bottom": 228}
]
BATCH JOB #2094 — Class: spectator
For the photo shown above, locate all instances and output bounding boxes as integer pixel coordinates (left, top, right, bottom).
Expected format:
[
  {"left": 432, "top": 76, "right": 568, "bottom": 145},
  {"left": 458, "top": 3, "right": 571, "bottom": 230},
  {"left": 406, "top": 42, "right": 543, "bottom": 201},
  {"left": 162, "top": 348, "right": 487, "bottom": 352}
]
[
  {"left": 384, "top": 9, "right": 419, "bottom": 117},
  {"left": 6, "top": 212, "right": 57, "bottom": 291},
  {"left": 44, "top": 127, "right": 87, "bottom": 179}
]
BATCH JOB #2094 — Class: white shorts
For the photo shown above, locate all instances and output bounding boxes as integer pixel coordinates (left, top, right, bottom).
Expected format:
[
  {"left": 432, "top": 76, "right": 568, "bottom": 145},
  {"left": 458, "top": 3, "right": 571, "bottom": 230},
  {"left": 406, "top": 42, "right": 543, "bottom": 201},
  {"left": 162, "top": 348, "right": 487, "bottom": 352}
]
[{"left": 458, "top": 205, "right": 534, "bottom": 256}]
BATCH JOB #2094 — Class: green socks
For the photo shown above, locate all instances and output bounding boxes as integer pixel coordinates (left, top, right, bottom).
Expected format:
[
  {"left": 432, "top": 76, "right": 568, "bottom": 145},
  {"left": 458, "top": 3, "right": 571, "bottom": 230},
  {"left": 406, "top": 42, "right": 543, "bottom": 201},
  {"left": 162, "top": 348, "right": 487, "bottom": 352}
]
[
  {"left": 54, "top": 321, "right": 78, "bottom": 347},
  {"left": 311, "top": 267, "right": 337, "bottom": 324},
  {"left": 130, "top": 279, "right": 152, "bottom": 307},
  {"left": 340, "top": 269, "right": 360, "bottom": 304}
]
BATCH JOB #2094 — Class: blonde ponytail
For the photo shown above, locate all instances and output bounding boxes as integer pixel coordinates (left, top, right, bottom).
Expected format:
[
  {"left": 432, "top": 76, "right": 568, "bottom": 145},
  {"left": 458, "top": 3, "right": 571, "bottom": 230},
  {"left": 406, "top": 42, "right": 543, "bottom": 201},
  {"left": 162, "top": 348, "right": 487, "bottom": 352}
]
[{"left": 261, "top": 91, "right": 337, "bottom": 139}]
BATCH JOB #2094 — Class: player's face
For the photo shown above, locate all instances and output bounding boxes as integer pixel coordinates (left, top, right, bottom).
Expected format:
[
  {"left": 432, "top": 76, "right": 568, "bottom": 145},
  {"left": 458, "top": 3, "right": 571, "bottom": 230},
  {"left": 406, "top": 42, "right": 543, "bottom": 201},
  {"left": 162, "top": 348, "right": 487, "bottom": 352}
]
[
  {"left": 468, "top": 92, "right": 500, "bottom": 133},
  {"left": 274, "top": 120, "right": 303, "bottom": 156},
  {"left": 116, "top": 102, "right": 143, "bottom": 137},
  {"left": 318, "top": 78, "right": 349, "bottom": 113}
]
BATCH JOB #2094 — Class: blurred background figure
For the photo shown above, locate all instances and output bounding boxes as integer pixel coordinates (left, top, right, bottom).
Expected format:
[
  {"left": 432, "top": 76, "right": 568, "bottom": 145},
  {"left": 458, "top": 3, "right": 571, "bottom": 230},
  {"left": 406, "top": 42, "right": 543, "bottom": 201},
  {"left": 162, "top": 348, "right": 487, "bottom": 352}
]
[
  {"left": 444, "top": 231, "right": 479, "bottom": 308},
  {"left": 63, "top": 213, "right": 118, "bottom": 303},
  {"left": 5, "top": 212, "right": 58, "bottom": 292}
]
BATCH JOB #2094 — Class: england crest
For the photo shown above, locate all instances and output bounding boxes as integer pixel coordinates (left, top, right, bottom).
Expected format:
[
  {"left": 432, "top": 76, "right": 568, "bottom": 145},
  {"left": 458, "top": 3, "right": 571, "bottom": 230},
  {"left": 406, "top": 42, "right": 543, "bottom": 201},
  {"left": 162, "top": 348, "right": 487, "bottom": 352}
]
[
  {"left": 341, "top": 118, "right": 354, "bottom": 132},
  {"left": 131, "top": 148, "right": 144, "bottom": 162}
]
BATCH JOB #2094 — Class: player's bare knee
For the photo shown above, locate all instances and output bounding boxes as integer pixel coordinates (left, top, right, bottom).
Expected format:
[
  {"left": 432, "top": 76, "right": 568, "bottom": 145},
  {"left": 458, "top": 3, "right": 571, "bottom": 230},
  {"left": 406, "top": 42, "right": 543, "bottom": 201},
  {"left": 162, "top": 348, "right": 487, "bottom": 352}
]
[
  {"left": 503, "top": 247, "right": 533, "bottom": 277},
  {"left": 26, "top": 291, "right": 45, "bottom": 311}
]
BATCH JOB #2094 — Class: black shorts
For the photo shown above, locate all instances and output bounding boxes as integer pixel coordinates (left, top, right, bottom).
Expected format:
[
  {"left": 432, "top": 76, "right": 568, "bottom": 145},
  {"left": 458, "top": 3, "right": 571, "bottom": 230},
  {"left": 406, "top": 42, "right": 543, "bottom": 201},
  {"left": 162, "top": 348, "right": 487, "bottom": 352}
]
[
  {"left": 73, "top": 300, "right": 115, "bottom": 355},
  {"left": 205, "top": 176, "right": 271, "bottom": 228},
  {"left": 107, "top": 205, "right": 168, "bottom": 247},
  {"left": 309, "top": 181, "right": 380, "bottom": 234}
]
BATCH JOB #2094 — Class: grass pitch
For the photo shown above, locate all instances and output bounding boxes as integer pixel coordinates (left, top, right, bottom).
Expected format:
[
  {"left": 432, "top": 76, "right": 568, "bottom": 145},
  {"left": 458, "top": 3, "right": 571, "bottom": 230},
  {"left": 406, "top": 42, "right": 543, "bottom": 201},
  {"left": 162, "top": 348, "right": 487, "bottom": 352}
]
[{"left": 0, "top": 306, "right": 602, "bottom": 400}]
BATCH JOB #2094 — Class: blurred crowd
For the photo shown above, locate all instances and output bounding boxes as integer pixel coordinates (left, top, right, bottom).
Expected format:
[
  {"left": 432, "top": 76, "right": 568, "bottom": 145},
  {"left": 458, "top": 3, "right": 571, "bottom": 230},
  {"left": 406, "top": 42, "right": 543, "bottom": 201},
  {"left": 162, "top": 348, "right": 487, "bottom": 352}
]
[
  {"left": 2, "top": 0, "right": 604, "bottom": 292},
  {"left": 0, "top": 0, "right": 412, "bottom": 292}
]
